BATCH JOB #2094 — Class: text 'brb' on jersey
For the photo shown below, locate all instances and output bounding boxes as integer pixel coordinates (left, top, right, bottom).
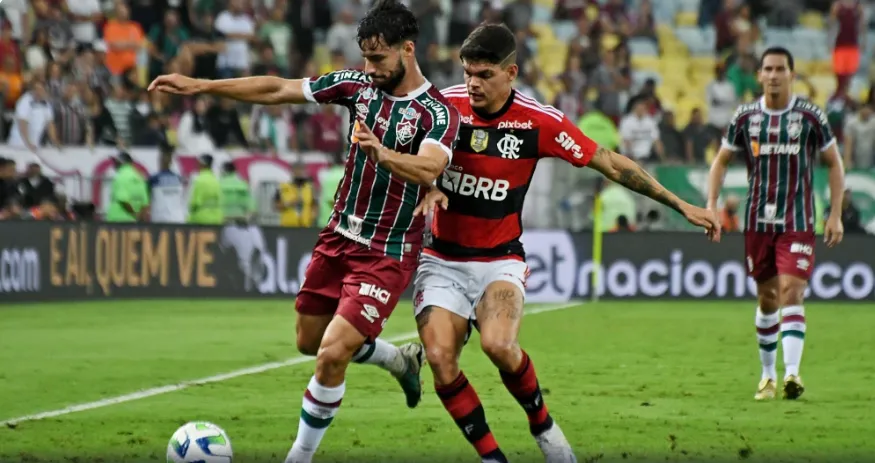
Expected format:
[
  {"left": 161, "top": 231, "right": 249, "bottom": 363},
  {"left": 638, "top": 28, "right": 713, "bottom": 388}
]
[
  {"left": 722, "top": 96, "right": 836, "bottom": 233},
  {"left": 303, "top": 70, "right": 461, "bottom": 261},
  {"left": 430, "top": 86, "right": 598, "bottom": 261}
]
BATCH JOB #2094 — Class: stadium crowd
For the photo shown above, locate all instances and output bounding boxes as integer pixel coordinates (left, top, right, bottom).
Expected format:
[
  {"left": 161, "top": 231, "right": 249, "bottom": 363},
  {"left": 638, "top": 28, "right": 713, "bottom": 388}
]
[{"left": 0, "top": 0, "right": 871, "bottom": 232}]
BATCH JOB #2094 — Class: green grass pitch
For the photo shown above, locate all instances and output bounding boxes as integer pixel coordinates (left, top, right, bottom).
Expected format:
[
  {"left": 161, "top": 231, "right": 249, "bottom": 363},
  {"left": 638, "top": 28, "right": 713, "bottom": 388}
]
[{"left": 1, "top": 300, "right": 873, "bottom": 462}]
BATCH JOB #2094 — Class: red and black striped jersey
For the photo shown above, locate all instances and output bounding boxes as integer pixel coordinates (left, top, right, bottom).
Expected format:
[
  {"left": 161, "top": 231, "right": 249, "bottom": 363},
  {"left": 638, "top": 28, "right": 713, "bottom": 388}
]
[
  {"left": 427, "top": 85, "right": 598, "bottom": 261},
  {"left": 303, "top": 70, "right": 461, "bottom": 261}
]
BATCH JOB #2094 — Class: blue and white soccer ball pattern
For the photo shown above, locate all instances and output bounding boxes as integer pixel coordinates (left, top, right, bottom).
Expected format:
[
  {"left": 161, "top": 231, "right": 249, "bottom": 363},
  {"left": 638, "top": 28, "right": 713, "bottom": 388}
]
[{"left": 167, "top": 421, "right": 233, "bottom": 463}]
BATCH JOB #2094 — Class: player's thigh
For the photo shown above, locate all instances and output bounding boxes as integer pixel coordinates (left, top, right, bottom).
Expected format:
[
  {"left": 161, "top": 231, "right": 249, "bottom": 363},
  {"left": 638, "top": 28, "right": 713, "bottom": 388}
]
[
  {"left": 416, "top": 304, "right": 471, "bottom": 372},
  {"left": 775, "top": 231, "right": 816, "bottom": 305},
  {"left": 745, "top": 231, "right": 778, "bottom": 284},
  {"left": 413, "top": 254, "right": 475, "bottom": 321},
  {"left": 337, "top": 251, "right": 417, "bottom": 340},
  {"left": 474, "top": 260, "right": 528, "bottom": 347}
]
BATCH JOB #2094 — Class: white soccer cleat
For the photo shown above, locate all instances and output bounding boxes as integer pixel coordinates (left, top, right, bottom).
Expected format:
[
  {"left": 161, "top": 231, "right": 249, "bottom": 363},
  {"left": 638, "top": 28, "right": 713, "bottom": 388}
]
[
  {"left": 283, "top": 447, "right": 313, "bottom": 463},
  {"left": 394, "top": 342, "right": 425, "bottom": 408},
  {"left": 535, "top": 423, "right": 577, "bottom": 463}
]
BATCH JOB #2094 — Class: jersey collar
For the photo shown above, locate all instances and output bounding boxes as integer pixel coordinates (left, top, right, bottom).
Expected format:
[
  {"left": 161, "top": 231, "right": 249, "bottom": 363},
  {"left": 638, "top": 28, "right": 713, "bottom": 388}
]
[
  {"left": 473, "top": 89, "right": 516, "bottom": 121},
  {"left": 759, "top": 94, "right": 797, "bottom": 115},
  {"left": 382, "top": 79, "right": 432, "bottom": 101}
]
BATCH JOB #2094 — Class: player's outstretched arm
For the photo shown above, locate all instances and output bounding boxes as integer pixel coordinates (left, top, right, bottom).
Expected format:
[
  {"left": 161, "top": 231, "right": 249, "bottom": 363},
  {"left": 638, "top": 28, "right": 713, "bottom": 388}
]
[
  {"left": 587, "top": 146, "right": 721, "bottom": 240},
  {"left": 148, "top": 73, "right": 308, "bottom": 105}
]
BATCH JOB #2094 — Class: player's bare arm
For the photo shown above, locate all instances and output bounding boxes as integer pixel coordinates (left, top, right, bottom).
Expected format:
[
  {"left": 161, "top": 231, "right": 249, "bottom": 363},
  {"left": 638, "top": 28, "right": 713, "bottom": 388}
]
[
  {"left": 822, "top": 143, "right": 846, "bottom": 247},
  {"left": 706, "top": 146, "right": 734, "bottom": 210},
  {"left": 353, "top": 121, "right": 449, "bottom": 186},
  {"left": 588, "top": 146, "right": 722, "bottom": 240},
  {"left": 148, "top": 73, "right": 308, "bottom": 105}
]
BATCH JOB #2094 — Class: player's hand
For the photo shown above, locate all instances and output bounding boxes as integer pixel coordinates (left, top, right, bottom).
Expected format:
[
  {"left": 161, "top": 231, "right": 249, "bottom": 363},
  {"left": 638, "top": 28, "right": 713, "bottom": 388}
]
[
  {"left": 148, "top": 73, "right": 205, "bottom": 95},
  {"left": 414, "top": 187, "right": 449, "bottom": 217},
  {"left": 353, "top": 119, "right": 389, "bottom": 164},
  {"left": 684, "top": 204, "right": 721, "bottom": 242},
  {"left": 824, "top": 213, "right": 844, "bottom": 248}
]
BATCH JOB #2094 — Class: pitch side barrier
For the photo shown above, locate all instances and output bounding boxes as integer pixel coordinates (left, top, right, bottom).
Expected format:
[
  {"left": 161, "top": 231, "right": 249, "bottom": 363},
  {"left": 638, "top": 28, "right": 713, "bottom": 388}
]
[{"left": 0, "top": 222, "right": 872, "bottom": 303}]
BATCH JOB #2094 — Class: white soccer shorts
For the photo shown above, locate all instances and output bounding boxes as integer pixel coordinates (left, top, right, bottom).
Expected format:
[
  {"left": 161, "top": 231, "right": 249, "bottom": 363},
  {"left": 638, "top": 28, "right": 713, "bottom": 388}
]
[{"left": 412, "top": 253, "right": 528, "bottom": 320}]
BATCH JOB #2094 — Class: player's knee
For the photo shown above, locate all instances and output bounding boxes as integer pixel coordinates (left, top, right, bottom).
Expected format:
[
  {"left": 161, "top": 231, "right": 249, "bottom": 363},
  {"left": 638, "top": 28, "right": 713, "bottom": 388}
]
[
  {"left": 315, "top": 340, "right": 354, "bottom": 372},
  {"left": 479, "top": 333, "right": 518, "bottom": 366},
  {"left": 758, "top": 288, "right": 781, "bottom": 313},
  {"left": 780, "top": 283, "right": 806, "bottom": 306},
  {"left": 424, "top": 343, "right": 459, "bottom": 384}
]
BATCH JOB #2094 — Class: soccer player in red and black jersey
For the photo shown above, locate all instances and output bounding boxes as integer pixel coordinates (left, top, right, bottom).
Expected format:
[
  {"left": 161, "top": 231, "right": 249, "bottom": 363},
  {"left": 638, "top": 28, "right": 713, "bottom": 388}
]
[
  {"left": 410, "top": 24, "right": 720, "bottom": 463},
  {"left": 150, "top": 2, "right": 461, "bottom": 462},
  {"left": 708, "top": 48, "right": 845, "bottom": 402}
]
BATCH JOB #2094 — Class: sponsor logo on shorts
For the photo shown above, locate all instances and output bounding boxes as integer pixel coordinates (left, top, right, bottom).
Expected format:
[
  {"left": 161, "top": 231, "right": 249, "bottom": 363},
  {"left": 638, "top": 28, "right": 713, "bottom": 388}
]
[
  {"left": 414, "top": 289, "right": 424, "bottom": 308},
  {"left": 797, "top": 258, "right": 810, "bottom": 271},
  {"left": 790, "top": 242, "right": 813, "bottom": 256},
  {"left": 360, "top": 304, "right": 380, "bottom": 323},
  {"left": 359, "top": 282, "right": 391, "bottom": 304}
]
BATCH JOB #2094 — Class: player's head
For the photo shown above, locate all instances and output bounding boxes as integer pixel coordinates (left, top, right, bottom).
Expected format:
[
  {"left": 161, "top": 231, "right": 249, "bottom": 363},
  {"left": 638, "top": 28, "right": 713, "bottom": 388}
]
[
  {"left": 459, "top": 23, "right": 518, "bottom": 111},
  {"left": 758, "top": 47, "right": 795, "bottom": 98},
  {"left": 356, "top": 0, "right": 419, "bottom": 93}
]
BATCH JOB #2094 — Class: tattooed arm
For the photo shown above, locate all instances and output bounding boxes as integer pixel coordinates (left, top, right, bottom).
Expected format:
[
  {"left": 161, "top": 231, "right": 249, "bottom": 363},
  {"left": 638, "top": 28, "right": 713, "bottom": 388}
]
[{"left": 586, "top": 146, "right": 722, "bottom": 239}]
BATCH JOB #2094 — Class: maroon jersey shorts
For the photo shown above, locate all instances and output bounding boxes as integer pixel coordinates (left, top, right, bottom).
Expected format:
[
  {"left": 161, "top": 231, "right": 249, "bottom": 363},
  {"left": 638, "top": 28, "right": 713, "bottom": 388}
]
[
  {"left": 744, "top": 231, "right": 816, "bottom": 283},
  {"left": 295, "top": 230, "right": 417, "bottom": 339}
]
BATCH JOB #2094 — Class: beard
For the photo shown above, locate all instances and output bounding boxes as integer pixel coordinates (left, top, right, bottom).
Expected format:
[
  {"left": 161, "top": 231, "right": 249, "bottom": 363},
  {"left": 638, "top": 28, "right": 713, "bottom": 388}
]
[{"left": 371, "top": 59, "right": 407, "bottom": 94}]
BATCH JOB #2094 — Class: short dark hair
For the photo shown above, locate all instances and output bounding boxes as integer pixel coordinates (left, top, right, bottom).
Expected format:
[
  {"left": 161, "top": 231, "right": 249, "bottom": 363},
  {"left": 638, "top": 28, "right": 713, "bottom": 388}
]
[
  {"left": 459, "top": 23, "right": 517, "bottom": 66},
  {"left": 759, "top": 47, "right": 795, "bottom": 71},
  {"left": 356, "top": 0, "right": 418, "bottom": 48}
]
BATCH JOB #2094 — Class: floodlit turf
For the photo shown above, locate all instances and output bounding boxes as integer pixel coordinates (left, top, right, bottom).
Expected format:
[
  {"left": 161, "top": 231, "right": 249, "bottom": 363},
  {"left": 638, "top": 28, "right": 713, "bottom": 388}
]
[{"left": 1, "top": 300, "right": 874, "bottom": 463}]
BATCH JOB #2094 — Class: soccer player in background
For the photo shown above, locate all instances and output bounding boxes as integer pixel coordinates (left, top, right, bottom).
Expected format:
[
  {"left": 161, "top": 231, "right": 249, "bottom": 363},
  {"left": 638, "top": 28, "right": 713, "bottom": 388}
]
[
  {"left": 412, "top": 24, "right": 721, "bottom": 463},
  {"left": 147, "top": 144, "right": 186, "bottom": 224},
  {"left": 149, "top": 2, "right": 461, "bottom": 462},
  {"left": 708, "top": 47, "right": 846, "bottom": 401}
]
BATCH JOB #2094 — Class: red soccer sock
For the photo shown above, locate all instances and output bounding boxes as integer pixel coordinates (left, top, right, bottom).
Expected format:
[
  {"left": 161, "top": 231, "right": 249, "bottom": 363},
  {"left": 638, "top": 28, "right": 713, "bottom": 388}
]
[
  {"left": 435, "top": 372, "right": 506, "bottom": 460},
  {"left": 499, "top": 350, "right": 554, "bottom": 436}
]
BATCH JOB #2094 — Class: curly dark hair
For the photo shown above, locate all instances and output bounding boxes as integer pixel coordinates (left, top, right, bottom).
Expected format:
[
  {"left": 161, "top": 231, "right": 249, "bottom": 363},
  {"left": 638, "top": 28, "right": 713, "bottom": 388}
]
[
  {"left": 356, "top": 0, "right": 419, "bottom": 48},
  {"left": 459, "top": 23, "right": 517, "bottom": 65}
]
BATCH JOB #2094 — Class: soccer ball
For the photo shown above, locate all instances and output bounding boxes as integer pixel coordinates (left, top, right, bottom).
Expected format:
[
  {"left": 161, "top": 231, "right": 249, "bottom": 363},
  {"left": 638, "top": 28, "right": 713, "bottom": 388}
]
[{"left": 166, "top": 421, "right": 233, "bottom": 463}]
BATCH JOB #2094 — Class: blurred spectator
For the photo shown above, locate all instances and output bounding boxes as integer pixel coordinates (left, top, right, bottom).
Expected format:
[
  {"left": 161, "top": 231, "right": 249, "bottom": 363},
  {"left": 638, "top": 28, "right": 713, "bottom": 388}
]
[
  {"left": 257, "top": 104, "right": 297, "bottom": 156},
  {"left": 590, "top": 47, "right": 626, "bottom": 123},
  {"left": 18, "top": 163, "right": 55, "bottom": 209},
  {"left": 215, "top": 0, "right": 256, "bottom": 78},
  {"left": 72, "top": 43, "right": 112, "bottom": 95},
  {"left": 554, "top": 73, "right": 585, "bottom": 122},
  {"left": 307, "top": 104, "right": 344, "bottom": 155},
  {"left": 638, "top": 209, "right": 663, "bottom": 231},
  {"left": 104, "top": 2, "right": 145, "bottom": 76},
  {"left": 629, "top": 0, "right": 657, "bottom": 43},
  {"left": 26, "top": 29, "right": 52, "bottom": 72},
  {"left": 21, "top": 197, "right": 72, "bottom": 220},
  {"left": 726, "top": 53, "right": 759, "bottom": 101},
  {"left": 658, "top": 110, "right": 685, "bottom": 162},
  {"left": 66, "top": 0, "right": 103, "bottom": 47},
  {"left": 577, "top": 102, "right": 619, "bottom": 151},
  {"left": 714, "top": 0, "right": 737, "bottom": 56},
  {"left": 327, "top": 7, "right": 360, "bottom": 67},
  {"left": 409, "top": 0, "right": 441, "bottom": 64},
  {"left": 252, "top": 44, "right": 284, "bottom": 76},
  {"left": 515, "top": 64, "right": 544, "bottom": 102},
  {"left": 274, "top": 165, "right": 316, "bottom": 227},
  {"left": 0, "top": 0, "right": 28, "bottom": 42},
  {"left": 601, "top": 0, "right": 631, "bottom": 36},
  {"left": 177, "top": 95, "right": 216, "bottom": 154},
  {"left": 427, "top": 45, "right": 463, "bottom": 90},
  {"left": 825, "top": 189, "right": 865, "bottom": 234},
  {"left": 626, "top": 78, "right": 662, "bottom": 117},
  {"left": 258, "top": 5, "right": 293, "bottom": 74},
  {"left": 188, "top": 12, "right": 225, "bottom": 79},
  {"left": 0, "top": 158, "right": 21, "bottom": 220},
  {"left": 683, "top": 108, "right": 716, "bottom": 164},
  {"left": 137, "top": 113, "right": 169, "bottom": 146},
  {"left": 844, "top": 104, "right": 875, "bottom": 170},
  {"left": 147, "top": 10, "right": 191, "bottom": 81},
  {"left": 0, "top": 27, "right": 21, "bottom": 74},
  {"left": 188, "top": 154, "right": 223, "bottom": 225},
  {"left": 53, "top": 82, "right": 89, "bottom": 146},
  {"left": 448, "top": 0, "right": 480, "bottom": 46},
  {"left": 82, "top": 87, "right": 121, "bottom": 147},
  {"left": 504, "top": 0, "right": 534, "bottom": 33},
  {"left": 0, "top": 55, "right": 24, "bottom": 110},
  {"left": 611, "top": 214, "right": 636, "bottom": 232},
  {"left": 554, "top": 0, "right": 587, "bottom": 21},
  {"left": 830, "top": 0, "right": 864, "bottom": 92},
  {"left": 220, "top": 161, "right": 255, "bottom": 224},
  {"left": 46, "top": 62, "right": 69, "bottom": 98},
  {"left": 8, "top": 81, "right": 60, "bottom": 152},
  {"left": 148, "top": 146, "right": 186, "bottom": 224},
  {"left": 104, "top": 83, "right": 134, "bottom": 145},
  {"left": 826, "top": 85, "right": 854, "bottom": 146},
  {"left": 207, "top": 98, "right": 249, "bottom": 148},
  {"left": 705, "top": 65, "right": 738, "bottom": 133},
  {"left": 33, "top": 0, "right": 76, "bottom": 64},
  {"left": 720, "top": 194, "right": 741, "bottom": 232},
  {"left": 619, "top": 99, "right": 663, "bottom": 162}
]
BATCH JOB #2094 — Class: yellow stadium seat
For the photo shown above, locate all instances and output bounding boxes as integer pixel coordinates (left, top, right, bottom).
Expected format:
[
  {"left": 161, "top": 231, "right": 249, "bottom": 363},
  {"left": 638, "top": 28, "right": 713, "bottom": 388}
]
[
  {"left": 675, "top": 11, "right": 698, "bottom": 27},
  {"left": 531, "top": 23, "right": 555, "bottom": 41},
  {"left": 811, "top": 60, "right": 833, "bottom": 75},
  {"left": 632, "top": 55, "right": 660, "bottom": 71},
  {"left": 689, "top": 56, "right": 716, "bottom": 72},
  {"left": 799, "top": 11, "right": 824, "bottom": 30}
]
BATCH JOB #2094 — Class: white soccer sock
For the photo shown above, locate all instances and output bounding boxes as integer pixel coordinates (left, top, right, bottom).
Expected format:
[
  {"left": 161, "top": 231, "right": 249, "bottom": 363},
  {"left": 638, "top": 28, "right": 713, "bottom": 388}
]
[
  {"left": 781, "top": 305, "right": 806, "bottom": 378},
  {"left": 351, "top": 338, "right": 406, "bottom": 376},
  {"left": 285, "top": 376, "right": 346, "bottom": 463},
  {"left": 755, "top": 307, "right": 780, "bottom": 381}
]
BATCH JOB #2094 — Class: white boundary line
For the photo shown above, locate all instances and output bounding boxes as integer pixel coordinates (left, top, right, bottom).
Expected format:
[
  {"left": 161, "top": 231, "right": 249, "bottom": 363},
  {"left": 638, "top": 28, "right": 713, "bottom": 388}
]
[{"left": 3, "top": 302, "right": 582, "bottom": 426}]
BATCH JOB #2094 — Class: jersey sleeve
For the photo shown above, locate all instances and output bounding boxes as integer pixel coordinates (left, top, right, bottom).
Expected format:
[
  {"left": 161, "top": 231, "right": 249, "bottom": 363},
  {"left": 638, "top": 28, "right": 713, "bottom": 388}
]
[
  {"left": 721, "top": 108, "right": 745, "bottom": 152},
  {"left": 540, "top": 113, "right": 599, "bottom": 167},
  {"left": 420, "top": 100, "right": 461, "bottom": 162},
  {"left": 301, "top": 70, "right": 369, "bottom": 106},
  {"left": 811, "top": 105, "right": 837, "bottom": 152}
]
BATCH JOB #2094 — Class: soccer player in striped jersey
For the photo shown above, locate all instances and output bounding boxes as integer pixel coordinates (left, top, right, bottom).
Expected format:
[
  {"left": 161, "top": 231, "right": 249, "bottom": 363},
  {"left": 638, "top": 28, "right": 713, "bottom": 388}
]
[
  {"left": 150, "top": 2, "right": 461, "bottom": 462},
  {"left": 411, "top": 24, "right": 720, "bottom": 463},
  {"left": 708, "top": 47, "right": 846, "bottom": 401}
]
